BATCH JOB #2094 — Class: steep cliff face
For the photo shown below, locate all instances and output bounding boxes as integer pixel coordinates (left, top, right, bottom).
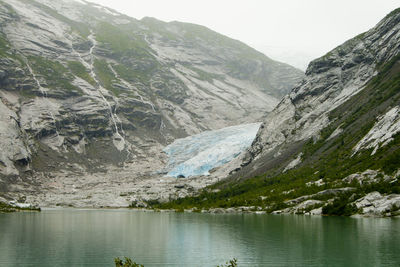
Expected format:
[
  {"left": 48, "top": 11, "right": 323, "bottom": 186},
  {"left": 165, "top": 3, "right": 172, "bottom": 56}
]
[
  {"left": 239, "top": 8, "right": 400, "bottom": 174},
  {"left": 0, "top": 0, "right": 303, "bottom": 180}
]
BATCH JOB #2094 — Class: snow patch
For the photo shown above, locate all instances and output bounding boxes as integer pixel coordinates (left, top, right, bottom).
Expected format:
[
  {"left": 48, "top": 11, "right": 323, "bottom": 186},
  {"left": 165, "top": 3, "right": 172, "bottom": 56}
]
[
  {"left": 353, "top": 106, "right": 400, "bottom": 155},
  {"left": 163, "top": 123, "right": 261, "bottom": 177}
]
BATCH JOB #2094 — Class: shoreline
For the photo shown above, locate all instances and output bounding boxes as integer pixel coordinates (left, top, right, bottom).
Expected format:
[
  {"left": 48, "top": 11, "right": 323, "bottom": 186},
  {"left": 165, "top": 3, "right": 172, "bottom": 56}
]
[{"left": 16, "top": 206, "right": 400, "bottom": 218}]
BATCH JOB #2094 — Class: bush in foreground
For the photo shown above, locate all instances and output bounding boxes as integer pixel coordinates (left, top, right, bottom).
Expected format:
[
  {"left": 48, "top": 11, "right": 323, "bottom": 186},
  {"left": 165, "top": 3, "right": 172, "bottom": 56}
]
[{"left": 114, "top": 257, "right": 143, "bottom": 267}]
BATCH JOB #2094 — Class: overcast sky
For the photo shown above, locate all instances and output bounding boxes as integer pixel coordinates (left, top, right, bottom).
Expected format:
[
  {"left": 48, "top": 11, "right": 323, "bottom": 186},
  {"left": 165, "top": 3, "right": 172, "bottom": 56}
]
[{"left": 87, "top": 0, "right": 399, "bottom": 70}]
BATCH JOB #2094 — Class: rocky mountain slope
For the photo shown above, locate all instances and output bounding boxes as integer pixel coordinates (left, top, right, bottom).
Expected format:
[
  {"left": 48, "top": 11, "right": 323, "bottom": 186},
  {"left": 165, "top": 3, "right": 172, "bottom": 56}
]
[
  {"left": 156, "top": 8, "right": 400, "bottom": 217},
  {"left": 239, "top": 7, "right": 400, "bottom": 177},
  {"left": 0, "top": 0, "right": 303, "bottom": 191}
]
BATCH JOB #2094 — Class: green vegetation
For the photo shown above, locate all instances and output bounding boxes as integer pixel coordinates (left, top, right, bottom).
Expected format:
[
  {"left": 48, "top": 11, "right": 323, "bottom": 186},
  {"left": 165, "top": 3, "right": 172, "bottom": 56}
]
[
  {"left": 173, "top": 21, "right": 267, "bottom": 62},
  {"left": 67, "top": 61, "right": 96, "bottom": 86},
  {"left": 0, "top": 34, "right": 10, "bottom": 57},
  {"left": 385, "top": 7, "right": 400, "bottom": 19},
  {"left": 0, "top": 31, "right": 24, "bottom": 65},
  {"left": 94, "top": 22, "right": 161, "bottom": 87},
  {"left": 113, "top": 63, "right": 153, "bottom": 86},
  {"left": 114, "top": 257, "right": 143, "bottom": 267},
  {"left": 322, "top": 193, "right": 359, "bottom": 216},
  {"left": 28, "top": 56, "right": 83, "bottom": 95},
  {"left": 0, "top": 201, "right": 41, "bottom": 213},
  {"left": 140, "top": 17, "right": 179, "bottom": 41},
  {"left": 217, "top": 258, "right": 238, "bottom": 267},
  {"left": 0, "top": 202, "right": 15, "bottom": 212},
  {"left": 95, "top": 22, "right": 150, "bottom": 58},
  {"left": 93, "top": 59, "right": 122, "bottom": 96}
]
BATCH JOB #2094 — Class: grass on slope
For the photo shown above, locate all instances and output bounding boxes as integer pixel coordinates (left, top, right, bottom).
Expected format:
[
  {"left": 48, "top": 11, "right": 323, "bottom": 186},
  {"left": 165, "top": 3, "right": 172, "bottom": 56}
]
[
  {"left": 28, "top": 56, "right": 83, "bottom": 95},
  {"left": 67, "top": 61, "right": 96, "bottom": 86},
  {"left": 95, "top": 22, "right": 150, "bottom": 58}
]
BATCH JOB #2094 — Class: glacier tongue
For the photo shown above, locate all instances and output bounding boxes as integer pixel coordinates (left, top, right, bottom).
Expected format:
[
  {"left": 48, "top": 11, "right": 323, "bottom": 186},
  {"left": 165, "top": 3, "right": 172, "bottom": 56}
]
[{"left": 163, "top": 123, "right": 261, "bottom": 177}]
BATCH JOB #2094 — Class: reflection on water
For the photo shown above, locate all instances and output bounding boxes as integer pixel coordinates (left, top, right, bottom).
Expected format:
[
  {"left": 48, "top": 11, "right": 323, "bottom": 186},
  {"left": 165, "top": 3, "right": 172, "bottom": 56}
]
[{"left": 0, "top": 210, "right": 399, "bottom": 266}]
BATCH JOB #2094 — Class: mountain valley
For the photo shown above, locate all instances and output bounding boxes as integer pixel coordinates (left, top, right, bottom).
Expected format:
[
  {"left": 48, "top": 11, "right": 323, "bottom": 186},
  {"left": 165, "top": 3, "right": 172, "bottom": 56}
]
[{"left": 0, "top": 0, "right": 399, "bottom": 218}]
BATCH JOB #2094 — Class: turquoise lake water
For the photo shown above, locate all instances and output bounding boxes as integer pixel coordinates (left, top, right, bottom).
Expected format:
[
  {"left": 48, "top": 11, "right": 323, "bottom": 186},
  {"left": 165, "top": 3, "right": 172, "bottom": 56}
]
[{"left": 0, "top": 209, "right": 399, "bottom": 266}]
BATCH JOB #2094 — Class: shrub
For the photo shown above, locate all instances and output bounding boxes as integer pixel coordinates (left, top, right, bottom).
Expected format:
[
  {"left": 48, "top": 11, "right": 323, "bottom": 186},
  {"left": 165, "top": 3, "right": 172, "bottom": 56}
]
[
  {"left": 217, "top": 258, "right": 238, "bottom": 267},
  {"left": 322, "top": 195, "right": 358, "bottom": 216},
  {"left": 114, "top": 257, "right": 143, "bottom": 267}
]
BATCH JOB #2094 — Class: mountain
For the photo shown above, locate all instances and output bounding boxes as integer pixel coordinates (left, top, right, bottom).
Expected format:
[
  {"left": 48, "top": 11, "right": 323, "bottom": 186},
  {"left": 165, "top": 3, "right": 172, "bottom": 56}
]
[
  {"left": 155, "top": 8, "right": 400, "bottom": 217},
  {"left": 0, "top": 0, "right": 303, "bottom": 198}
]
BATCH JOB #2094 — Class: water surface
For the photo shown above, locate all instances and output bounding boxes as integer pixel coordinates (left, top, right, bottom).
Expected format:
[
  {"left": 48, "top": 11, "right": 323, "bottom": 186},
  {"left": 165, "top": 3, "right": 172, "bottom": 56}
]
[{"left": 0, "top": 209, "right": 399, "bottom": 266}]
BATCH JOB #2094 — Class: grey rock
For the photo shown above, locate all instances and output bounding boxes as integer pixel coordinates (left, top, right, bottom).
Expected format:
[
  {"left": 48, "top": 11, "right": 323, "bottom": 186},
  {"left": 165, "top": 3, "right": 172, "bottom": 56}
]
[
  {"left": 353, "top": 192, "right": 400, "bottom": 216},
  {"left": 285, "top": 187, "right": 355, "bottom": 206},
  {"left": 343, "top": 169, "right": 393, "bottom": 185},
  {"left": 280, "top": 199, "right": 324, "bottom": 214}
]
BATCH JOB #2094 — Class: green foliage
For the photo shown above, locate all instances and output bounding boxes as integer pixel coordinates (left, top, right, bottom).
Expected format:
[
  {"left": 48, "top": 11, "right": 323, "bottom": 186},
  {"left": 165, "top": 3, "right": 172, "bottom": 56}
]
[
  {"left": 0, "top": 32, "right": 21, "bottom": 61},
  {"left": 140, "top": 17, "right": 179, "bottom": 41},
  {"left": 322, "top": 194, "right": 358, "bottom": 216},
  {"left": 144, "top": 199, "right": 161, "bottom": 207},
  {"left": 217, "top": 258, "right": 238, "bottom": 267},
  {"left": 174, "top": 21, "right": 266, "bottom": 61},
  {"left": 113, "top": 63, "right": 152, "bottom": 86},
  {"left": 67, "top": 61, "right": 96, "bottom": 86},
  {"left": 28, "top": 56, "right": 83, "bottom": 95},
  {"left": 0, "top": 34, "right": 10, "bottom": 57},
  {"left": 0, "top": 201, "right": 41, "bottom": 213},
  {"left": 385, "top": 8, "right": 400, "bottom": 19},
  {"left": 114, "top": 257, "right": 143, "bottom": 267},
  {"left": 93, "top": 59, "right": 121, "bottom": 96},
  {"left": 95, "top": 22, "right": 149, "bottom": 58},
  {"left": 0, "top": 202, "right": 16, "bottom": 212},
  {"left": 360, "top": 179, "right": 400, "bottom": 195}
]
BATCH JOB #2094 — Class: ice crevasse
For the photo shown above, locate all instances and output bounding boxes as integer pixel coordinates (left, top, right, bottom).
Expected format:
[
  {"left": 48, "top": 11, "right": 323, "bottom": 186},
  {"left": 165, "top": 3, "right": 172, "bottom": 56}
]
[{"left": 163, "top": 123, "right": 261, "bottom": 178}]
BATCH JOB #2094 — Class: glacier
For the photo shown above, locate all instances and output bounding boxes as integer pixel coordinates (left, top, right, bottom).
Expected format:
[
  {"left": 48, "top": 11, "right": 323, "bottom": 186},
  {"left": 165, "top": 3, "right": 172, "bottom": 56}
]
[{"left": 163, "top": 123, "right": 261, "bottom": 178}]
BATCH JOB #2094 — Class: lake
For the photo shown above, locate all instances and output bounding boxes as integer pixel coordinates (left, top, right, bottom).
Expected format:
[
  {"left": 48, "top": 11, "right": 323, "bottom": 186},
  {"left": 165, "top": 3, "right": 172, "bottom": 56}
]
[{"left": 0, "top": 209, "right": 399, "bottom": 266}]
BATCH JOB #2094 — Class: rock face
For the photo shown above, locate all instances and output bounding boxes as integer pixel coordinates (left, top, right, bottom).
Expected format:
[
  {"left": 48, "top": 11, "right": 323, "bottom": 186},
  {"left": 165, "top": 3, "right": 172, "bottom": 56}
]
[
  {"left": 353, "top": 106, "right": 400, "bottom": 155},
  {"left": 236, "top": 8, "right": 400, "bottom": 176},
  {"left": 353, "top": 192, "right": 400, "bottom": 216},
  {"left": 0, "top": 0, "right": 303, "bottom": 186},
  {"left": 342, "top": 169, "right": 394, "bottom": 185}
]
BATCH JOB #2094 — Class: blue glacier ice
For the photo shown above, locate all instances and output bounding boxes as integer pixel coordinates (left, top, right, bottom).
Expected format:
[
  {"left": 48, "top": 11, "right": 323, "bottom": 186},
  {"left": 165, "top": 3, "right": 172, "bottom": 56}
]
[{"left": 163, "top": 122, "right": 261, "bottom": 178}]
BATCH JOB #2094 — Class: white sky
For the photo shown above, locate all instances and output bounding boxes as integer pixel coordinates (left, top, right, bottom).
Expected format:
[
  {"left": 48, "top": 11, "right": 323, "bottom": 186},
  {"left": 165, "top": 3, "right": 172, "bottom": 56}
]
[{"left": 87, "top": 0, "right": 399, "bottom": 70}]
